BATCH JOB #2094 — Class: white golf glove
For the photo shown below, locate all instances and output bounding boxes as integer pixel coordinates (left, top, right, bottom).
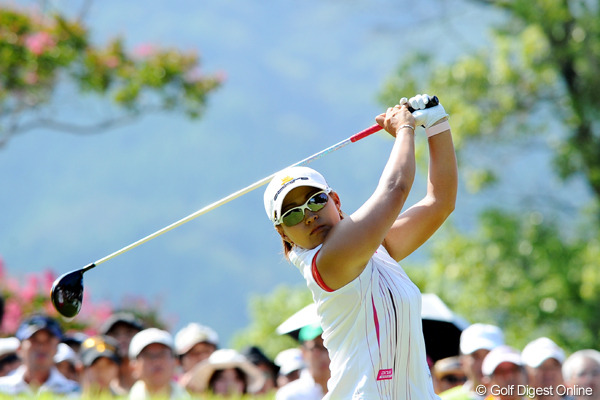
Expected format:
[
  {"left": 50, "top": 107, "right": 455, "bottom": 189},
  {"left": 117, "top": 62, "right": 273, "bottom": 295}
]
[{"left": 409, "top": 94, "right": 448, "bottom": 128}]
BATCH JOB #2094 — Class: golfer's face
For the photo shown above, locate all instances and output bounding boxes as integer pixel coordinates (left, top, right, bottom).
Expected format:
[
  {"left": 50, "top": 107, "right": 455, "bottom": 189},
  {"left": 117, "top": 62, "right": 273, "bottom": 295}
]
[{"left": 279, "top": 186, "right": 340, "bottom": 250}]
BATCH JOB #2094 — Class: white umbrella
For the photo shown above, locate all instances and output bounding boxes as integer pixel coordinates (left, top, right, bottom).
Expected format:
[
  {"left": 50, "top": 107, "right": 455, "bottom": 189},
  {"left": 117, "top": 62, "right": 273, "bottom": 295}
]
[{"left": 275, "top": 303, "right": 319, "bottom": 341}]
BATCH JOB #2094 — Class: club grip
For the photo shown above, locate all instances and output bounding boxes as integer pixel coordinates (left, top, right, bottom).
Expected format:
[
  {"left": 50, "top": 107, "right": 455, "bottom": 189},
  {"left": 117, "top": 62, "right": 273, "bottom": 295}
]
[
  {"left": 407, "top": 95, "right": 439, "bottom": 113},
  {"left": 349, "top": 95, "right": 441, "bottom": 143}
]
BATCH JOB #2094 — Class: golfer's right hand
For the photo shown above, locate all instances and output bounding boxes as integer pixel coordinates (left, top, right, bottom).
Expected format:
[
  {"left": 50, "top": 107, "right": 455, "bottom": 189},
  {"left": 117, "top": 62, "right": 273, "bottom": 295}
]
[{"left": 376, "top": 99, "right": 415, "bottom": 137}]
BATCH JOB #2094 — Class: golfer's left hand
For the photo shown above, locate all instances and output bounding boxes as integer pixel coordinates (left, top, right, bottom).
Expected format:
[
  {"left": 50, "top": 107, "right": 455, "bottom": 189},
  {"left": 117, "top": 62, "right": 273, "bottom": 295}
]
[{"left": 410, "top": 94, "right": 448, "bottom": 128}]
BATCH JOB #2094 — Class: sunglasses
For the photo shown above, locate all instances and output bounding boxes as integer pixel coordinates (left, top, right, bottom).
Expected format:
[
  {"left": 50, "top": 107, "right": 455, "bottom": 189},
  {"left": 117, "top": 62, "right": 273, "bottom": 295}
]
[
  {"left": 276, "top": 190, "right": 330, "bottom": 227},
  {"left": 441, "top": 374, "right": 467, "bottom": 384}
]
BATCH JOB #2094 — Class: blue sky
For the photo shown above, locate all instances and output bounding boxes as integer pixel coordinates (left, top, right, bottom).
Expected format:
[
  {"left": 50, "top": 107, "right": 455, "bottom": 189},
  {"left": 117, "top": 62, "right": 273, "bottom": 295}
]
[{"left": 1, "top": 0, "right": 588, "bottom": 345}]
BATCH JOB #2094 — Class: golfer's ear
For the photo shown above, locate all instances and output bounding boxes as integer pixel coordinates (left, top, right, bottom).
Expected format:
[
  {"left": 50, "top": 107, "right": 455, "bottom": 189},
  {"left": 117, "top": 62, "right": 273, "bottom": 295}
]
[
  {"left": 329, "top": 191, "right": 341, "bottom": 208},
  {"left": 275, "top": 225, "right": 290, "bottom": 241}
]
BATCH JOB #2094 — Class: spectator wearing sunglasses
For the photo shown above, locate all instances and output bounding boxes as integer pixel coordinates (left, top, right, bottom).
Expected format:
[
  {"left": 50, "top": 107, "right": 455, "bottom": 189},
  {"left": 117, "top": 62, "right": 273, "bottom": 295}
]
[
  {"left": 434, "top": 356, "right": 467, "bottom": 394},
  {"left": 263, "top": 94, "right": 456, "bottom": 399}
]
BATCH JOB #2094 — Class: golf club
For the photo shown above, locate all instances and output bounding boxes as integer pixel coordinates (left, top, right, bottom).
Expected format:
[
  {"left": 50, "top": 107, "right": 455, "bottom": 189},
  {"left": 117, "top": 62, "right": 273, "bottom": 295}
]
[{"left": 50, "top": 96, "right": 439, "bottom": 318}]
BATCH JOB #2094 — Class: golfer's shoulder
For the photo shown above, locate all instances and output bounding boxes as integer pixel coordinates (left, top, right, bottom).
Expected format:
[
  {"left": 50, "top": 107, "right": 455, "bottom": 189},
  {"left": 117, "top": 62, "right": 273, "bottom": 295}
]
[{"left": 289, "top": 245, "right": 320, "bottom": 269}]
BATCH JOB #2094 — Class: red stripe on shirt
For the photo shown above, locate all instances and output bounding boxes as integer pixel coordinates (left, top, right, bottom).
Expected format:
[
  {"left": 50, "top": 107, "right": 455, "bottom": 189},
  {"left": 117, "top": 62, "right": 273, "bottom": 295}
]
[
  {"left": 311, "top": 250, "right": 334, "bottom": 292},
  {"left": 372, "top": 293, "right": 380, "bottom": 348}
]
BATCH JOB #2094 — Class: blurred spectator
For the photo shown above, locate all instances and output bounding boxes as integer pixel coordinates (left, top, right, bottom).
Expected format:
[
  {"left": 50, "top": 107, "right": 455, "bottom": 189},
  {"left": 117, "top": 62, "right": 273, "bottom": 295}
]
[
  {"left": 441, "top": 323, "right": 504, "bottom": 400},
  {"left": 128, "top": 327, "right": 189, "bottom": 399},
  {"left": 243, "top": 345, "right": 279, "bottom": 394},
  {"left": 62, "top": 331, "right": 89, "bottom": 354},
  {"left": 481, "top": 345, "right": 528, "bottom": 400},
  {"left": 562, "top": 349, "right": 600, "bottom": 400},
  {"left": 0, "top": 337, "right": 21, "bottom": 377},
  {"left": 434, "top": 356, "right": 467, "bottom": 394},
  {"left": 174, "top": 322, "right": 218, "bottom": 374},
  {"left": 100, "top": 312, "right": 145, "bottom": 395},
  {"left": 0, "top": 314, "right": 79, "bottom": 395},
  {"left": 276, "top": 322, "right": 331, "bottom": 400},
  {"left": 181, "top": 348, "right": 264, "bottom": 397},
  {"left": 54, "top": 342, "right": 82, "bottom": 382},
  {"left": 521, "top": 337, "right": 566, "bottom": 400},
  {"left": 275, "top": 348, "right": 305, "bottom": 388},
  {"left": 79, "top": 335, "right": 121, "bottom": 398}
]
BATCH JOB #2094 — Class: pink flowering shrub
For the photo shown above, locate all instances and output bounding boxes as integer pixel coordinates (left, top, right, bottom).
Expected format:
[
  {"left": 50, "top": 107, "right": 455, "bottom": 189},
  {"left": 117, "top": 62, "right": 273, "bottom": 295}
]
[
  {"left": 0, "top": 5, "right": 223, "bottom": 146},
  {"left": 24, "top": 31, "right": 56, "bottom": 55}
]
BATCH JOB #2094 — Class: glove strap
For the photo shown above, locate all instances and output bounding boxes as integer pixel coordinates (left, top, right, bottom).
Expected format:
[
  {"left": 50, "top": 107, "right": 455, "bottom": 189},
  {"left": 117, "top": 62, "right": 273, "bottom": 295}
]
[{"left": 426, "top": 120, "right": 451, "bottom": 138}]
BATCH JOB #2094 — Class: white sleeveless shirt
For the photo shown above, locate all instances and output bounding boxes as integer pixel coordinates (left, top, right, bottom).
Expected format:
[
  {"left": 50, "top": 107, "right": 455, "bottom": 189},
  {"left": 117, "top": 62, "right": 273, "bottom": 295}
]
[{"left": 289, "top": 245, "right": 439, "bottom": 400}]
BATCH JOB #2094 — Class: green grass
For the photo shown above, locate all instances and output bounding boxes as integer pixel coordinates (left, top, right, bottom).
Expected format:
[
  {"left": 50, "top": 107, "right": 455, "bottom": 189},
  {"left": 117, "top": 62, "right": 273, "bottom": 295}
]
[{"left": 0, "top": 393, "right": 276, "bottom": 399}]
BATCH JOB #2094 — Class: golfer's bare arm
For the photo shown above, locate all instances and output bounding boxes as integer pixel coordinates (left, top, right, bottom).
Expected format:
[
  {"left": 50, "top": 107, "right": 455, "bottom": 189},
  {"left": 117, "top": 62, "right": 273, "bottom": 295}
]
[
  {"left": 383, "top": 119, "right": 457, "bottom": 261},
  {"left": 315, "top": 105, "right": 417, "bottom": 290}
]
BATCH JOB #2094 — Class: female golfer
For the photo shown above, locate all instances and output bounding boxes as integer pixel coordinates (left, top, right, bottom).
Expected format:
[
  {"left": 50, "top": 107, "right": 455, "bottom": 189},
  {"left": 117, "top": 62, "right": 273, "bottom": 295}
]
[{"left": 264, "top": 94, "right": 457, "bottom": 399}]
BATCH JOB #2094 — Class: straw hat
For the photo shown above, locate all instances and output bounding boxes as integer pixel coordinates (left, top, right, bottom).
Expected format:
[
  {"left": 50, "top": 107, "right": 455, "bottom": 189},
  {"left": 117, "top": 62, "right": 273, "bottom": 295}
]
[{"left": 184, "top": 349, "right": 265, "bottom": 394}]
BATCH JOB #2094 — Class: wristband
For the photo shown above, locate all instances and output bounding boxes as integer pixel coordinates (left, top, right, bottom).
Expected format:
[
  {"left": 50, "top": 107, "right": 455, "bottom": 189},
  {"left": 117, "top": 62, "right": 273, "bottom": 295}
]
[{"left": 425, "top": 120, "right": 450, "bottom": 138}]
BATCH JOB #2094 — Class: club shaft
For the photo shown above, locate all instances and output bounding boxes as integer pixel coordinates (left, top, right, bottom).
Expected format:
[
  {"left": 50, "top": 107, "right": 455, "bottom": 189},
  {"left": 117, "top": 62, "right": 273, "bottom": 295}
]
[{"left": 93, "top": 124, "right": 383, "bottom": 266}]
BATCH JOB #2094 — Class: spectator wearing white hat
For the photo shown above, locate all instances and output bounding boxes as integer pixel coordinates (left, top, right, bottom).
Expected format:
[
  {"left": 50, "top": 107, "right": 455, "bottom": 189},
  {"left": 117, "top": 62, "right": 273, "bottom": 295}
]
[
  {"left": 275, "top": 348, "right": 305, "bottom": 388},
  {"left": 0, "top": 337, "right": 20, "bottom": 377},
  {"left": 180, "top": 348, "right": 264, "bottom": 396},
  {"left": 128, "top": 328, "right": 189, "bottom": 400},
  {"left": 562, "top": 349, "right": 600, "bottom": 400},
  {"left": 276, "top": 323, "right": 331, "bottom": 400},
  {"left": 174, "top": 323, "right": 218, "bottom": 374},
  {"left": 441, "top": 323, "right": 504, "bottom": 400},
  {"left": 521, "top": 337, "right": 566, "bottom": 400},
  {"left": 54, "top": 342, "right": 82, "bottom": 383},
  {"left": 481, "top": 345, "right": 528, "bottom": 400}
]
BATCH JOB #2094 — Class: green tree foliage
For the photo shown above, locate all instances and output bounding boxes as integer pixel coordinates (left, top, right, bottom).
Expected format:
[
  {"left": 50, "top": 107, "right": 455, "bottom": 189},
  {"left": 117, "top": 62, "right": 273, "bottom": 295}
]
[
  {"left": 405, "top": 210, "right": 600, "bottom": 351},
  {"left": 0, "top": 6, "right": 222, "bottom": 147},
  {"left": 380, "top": 0, "right": 600, "bottom": 202},
  {"left": 231, "top": 285, "right": 313, "bottom": 360},
  {"left": 380, "top": 0, "right": 600, "bottom": 351}
]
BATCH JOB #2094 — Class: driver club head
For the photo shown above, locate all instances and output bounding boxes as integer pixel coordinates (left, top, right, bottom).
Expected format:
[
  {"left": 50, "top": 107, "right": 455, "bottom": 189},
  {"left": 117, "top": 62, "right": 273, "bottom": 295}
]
[{"left": 50, "top": 269, "right": 85, "bottom": 318}]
